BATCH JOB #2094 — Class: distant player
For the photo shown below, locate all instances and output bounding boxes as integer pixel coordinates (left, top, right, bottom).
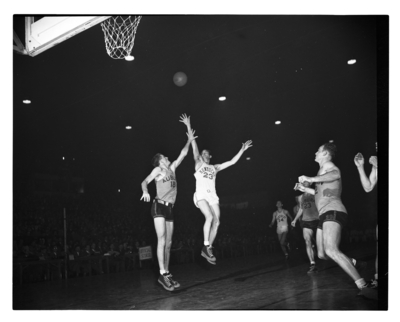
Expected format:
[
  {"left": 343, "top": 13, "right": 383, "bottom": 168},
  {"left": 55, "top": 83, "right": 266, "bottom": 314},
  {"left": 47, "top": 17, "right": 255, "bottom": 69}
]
[
  {"left": 180, "top": 114, "right": 252, "bottom": 265},
  {"left": 140, "top": 120, "right": 197, "bottom": 291},
  {"left": 292, "top": 181, "right": 319, "bottom": 273},
  {"left": 298, "top": 142, "right": 372, "bottom": 292},
  {"left": 269, "top": 201, "right": 293, "bottom": 259}
]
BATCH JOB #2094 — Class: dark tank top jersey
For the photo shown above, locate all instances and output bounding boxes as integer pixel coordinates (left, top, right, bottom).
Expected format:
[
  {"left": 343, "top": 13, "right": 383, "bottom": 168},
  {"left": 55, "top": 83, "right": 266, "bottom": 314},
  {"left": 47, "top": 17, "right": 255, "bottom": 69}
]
[
  {"left": 314, "top": 177, "right": 347, "bottom": 215},
  {"left": 155, "top": 168, "right": 177, "bottom": 204},
  {"left": 300, "top": 193, "right": 319, "bottom": 221}
]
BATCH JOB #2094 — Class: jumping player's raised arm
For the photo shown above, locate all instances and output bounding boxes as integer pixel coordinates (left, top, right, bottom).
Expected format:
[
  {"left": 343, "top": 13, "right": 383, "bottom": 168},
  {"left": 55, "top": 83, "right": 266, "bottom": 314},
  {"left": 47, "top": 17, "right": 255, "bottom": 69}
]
[
  {"left": 354, "top": 153, "right": 377, "bottom": 193},
  {"left": 140, "top": 167, "right": 162, "bottom": 202},
  {"left": 179, "top": 114, "right": 202, "bottom": 166},
  {"left": 170, "top": 128, "right": 198, "bottom": 173},
  {"left": 214, "top": 140, "right": 253, "bottom": 172}
]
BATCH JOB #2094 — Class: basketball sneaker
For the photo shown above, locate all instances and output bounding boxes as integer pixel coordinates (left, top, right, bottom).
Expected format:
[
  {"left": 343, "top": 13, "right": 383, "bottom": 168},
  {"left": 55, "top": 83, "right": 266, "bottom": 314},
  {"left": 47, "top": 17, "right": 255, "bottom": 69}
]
[
  {"left": 307, "top": 264, "right": 318, "bottom": 274},
  {"left": 360, "top": 282, "right": 378, "bottom": 300},
  {"left": 158, "top": 273, "right": 175, "bottom": 291},
  {"left": 201, "top": 245, "right": 216, "bottom": 263},
  {"left": 165, "top": 272, "right": 180, "bottom": 288}
]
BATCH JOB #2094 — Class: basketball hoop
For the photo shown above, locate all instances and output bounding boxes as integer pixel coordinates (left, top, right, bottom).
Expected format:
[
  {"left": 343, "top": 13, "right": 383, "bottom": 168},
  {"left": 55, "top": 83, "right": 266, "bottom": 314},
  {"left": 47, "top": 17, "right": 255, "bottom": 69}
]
[{"left": 101, "top": 16, "right": 142, "bottom": 60}]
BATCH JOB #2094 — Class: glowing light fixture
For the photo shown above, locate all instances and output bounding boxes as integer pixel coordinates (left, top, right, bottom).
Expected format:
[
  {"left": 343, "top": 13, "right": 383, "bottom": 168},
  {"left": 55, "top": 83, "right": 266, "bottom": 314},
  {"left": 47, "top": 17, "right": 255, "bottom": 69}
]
[
  {"left": 246, "top": 157, "right": 251, "bottom": 160},
  {"left": 23, "top": 100, "right": 31, "bottom": 104},
  {"left": 219, "top": 96, "right": 226, "bottom": 101},
  {"left": 125, "top": 56, "right": 134, "bottom": 61},
  {"left": 126, "top": 126, "right": 132, "bottom": 130},
  {"left": 275, "top": 120, "right": 281, "bottom": 125},
  {"left": 348, "top": 59, "right": 356, "bottom": 65}
]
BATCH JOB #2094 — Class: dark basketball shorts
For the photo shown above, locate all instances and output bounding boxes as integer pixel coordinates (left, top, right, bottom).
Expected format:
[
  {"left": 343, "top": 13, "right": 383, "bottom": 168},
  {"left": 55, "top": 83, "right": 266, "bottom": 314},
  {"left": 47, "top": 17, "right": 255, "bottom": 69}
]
[
  {"left": 151, "top": 200, "right": 174, "bottom": 222},
  {"left": 300, "top": 219, "right": 319, "bottom": 231},
  {"left": 317, "top": 210, "right": 348, "bottom": 230}
]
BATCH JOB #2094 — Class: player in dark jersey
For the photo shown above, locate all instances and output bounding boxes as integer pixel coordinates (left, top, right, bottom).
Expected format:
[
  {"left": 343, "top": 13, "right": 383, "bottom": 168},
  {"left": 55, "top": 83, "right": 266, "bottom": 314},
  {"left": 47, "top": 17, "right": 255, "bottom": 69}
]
[
  {"left": 140, "top": 122, "right": 197, "bottom": 291},
  {"left": 179, "top": 113, "right": 252, "bottom": 264},
  {"left": 354, "top": 143, "right": 378, "bottom": 299},
  {"left": 297, "top": 142, "right": 372, "bottom": 292},
  {"left": 292, "top": 181, "right": 319, "bottom": 273}
]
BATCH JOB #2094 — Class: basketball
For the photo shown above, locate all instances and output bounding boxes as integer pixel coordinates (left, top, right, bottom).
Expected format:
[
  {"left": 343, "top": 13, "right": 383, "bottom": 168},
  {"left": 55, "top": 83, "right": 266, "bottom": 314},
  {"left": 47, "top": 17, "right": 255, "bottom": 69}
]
[{"left": 173, "top": 72, "right": 187, "bottom": 87}]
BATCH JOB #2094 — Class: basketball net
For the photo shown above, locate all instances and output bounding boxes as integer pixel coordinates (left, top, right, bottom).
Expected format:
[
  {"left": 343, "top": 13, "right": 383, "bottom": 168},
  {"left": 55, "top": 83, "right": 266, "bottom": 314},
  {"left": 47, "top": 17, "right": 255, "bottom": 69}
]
[{"left": 101, "top": 16, "right": 142, "bottom": 60}]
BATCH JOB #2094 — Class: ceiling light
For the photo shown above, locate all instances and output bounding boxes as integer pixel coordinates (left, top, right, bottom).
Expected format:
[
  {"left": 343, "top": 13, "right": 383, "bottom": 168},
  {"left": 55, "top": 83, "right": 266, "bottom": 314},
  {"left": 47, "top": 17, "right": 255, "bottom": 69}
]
[
  {"left": 126, "top": 126, "right": 132, "bottom": 130},
  {"left": 219, "top": 96, "right": 226, "bottom": 101},
  {"left": 348, "top": 59, "right": 356, "bottom": 65},
  {"left": 275, "top": 120, "right": 281, "bottom": 124},
  {"left": 23, "top": 100, "right": 31, "bottom": 104}
]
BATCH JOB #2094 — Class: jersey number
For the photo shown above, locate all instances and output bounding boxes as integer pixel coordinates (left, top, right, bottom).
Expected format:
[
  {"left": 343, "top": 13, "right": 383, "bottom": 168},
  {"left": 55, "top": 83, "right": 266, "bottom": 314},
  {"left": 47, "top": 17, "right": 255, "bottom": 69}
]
[
  {"left": 171, "top": 181, "right": 176, "bottom": 188},
  {"left": 203, "top": 173, "right": 214, "bottom": 180}
]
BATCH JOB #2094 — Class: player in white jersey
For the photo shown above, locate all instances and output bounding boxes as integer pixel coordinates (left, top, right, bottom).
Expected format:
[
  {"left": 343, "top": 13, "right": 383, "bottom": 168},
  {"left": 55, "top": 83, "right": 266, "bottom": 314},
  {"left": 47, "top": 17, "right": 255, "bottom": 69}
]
[
  {"left": 354, "top": 142, "right": 379, "bottom": 299},
  {"left": 269, "top": 201, "right": 293, "bottom": 259},
  {"left": 298, "top": 142, "right": 373, "bottom": 293},
  {"left": 179, "top": 114, "right": 252, "bottom": 264},
  {"left": 140, "top": 120, "right": 197, "bottom": 291}
]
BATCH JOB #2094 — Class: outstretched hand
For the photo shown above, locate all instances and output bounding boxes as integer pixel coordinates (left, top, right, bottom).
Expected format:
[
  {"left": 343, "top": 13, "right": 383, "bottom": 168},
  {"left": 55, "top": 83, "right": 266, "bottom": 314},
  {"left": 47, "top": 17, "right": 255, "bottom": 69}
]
[
  {"left": 186, "top": 128, "right": 198, "bottom": 142},
  {"left": 241, "top": 140, "right": 253, "bottom": 151},
  {"left": 179, "top": 113, "right": 191, "bottom": 127}
]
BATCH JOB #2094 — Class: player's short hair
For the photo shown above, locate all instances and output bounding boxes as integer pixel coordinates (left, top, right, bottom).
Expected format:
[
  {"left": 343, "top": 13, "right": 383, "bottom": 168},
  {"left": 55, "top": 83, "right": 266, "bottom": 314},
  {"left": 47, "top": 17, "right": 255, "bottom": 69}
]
[
  {"left": 151, "top": 153, "right": 162, "bottom": 167},
  {"left": 201, "top": 149, "right": 211, "bottom": 155},
  {"left": 322, "top": 142, "right": 337, "bottom": 160}
]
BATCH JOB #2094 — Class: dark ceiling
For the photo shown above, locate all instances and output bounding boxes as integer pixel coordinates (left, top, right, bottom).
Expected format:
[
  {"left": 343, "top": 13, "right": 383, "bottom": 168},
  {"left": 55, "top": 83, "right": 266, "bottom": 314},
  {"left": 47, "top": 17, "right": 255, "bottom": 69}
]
[{"left": 13, "top": 15, "right": 384, "bottom": 212}]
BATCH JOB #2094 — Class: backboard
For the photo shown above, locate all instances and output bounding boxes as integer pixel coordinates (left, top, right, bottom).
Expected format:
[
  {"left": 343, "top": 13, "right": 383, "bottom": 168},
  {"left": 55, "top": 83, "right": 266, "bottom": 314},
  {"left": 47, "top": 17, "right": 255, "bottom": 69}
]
[{"left": 13, "top": 16, "right": 111, "bottom": 57}]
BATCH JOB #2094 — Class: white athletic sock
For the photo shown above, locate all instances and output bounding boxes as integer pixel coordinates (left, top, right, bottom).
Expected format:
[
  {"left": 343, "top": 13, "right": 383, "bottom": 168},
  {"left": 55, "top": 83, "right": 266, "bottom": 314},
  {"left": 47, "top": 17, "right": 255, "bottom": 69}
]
[
  {"left": 160, "top": 270, "right": 166, "bottom": 275},
  {"left": 355, "top": 278, "right": 367, "bottom": 289},
  {"left": 204, "top": 241, "right": 210, "bottom": 246},
  {"left": 310, "top": 261, "right": 315, "bottom": 265},
  {"left": 374, "top": 273, "right": 378, "bottom": 280}
]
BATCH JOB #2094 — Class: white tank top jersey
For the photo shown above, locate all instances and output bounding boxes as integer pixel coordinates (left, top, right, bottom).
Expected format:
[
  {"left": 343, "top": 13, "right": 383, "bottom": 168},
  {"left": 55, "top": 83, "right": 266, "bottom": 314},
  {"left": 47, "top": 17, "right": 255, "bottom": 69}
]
[
  {"left": 194, "top": 162, "right": 217, "bottom": 194},
  {"left": 275, "top": 210, "right": 288, "bottom": 227}
]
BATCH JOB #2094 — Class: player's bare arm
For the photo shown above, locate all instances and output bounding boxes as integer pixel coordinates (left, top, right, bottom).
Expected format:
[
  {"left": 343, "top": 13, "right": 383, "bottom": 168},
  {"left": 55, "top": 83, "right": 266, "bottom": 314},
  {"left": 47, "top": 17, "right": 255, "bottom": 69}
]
[
  {"left": 292, "top": 201, "right": 304, "bottom": 226},
  {"left": 140, "top": 167, "right": 162, "bottom": 202},
  {"left": 355, "top": 153, "right": 377, "bottom": 192},
  {"left": 179, "top": 113, "right": 202, "bottom": 164},
  {"left": 215, "top": 140, "right": 253, "bottom": 172},
  {"left": 369, "top": 156, "right": 377, "bottom": 168},
  {"left": 297, "top": 183, "right": 315, "bottom": 195},
  {"left": 286, "top": 210, "right": 293, "bottom": 222},
  {"left": 170, "top": 128, "right": 198, "bottom": 172},
  {"left": 299, "top": 165, "right": 340, "bottom": 184}
]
